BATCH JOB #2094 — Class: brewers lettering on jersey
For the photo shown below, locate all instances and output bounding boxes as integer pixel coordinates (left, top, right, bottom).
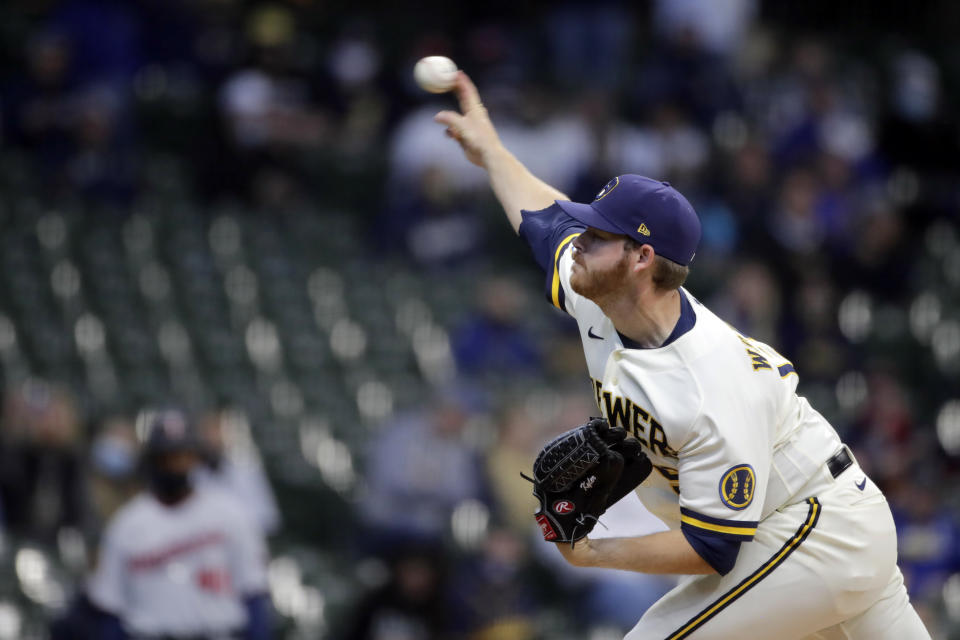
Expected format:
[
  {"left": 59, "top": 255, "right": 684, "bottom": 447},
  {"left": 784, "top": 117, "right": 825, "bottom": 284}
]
[{"left": 434, "top": 71, "right": 930, "bottom": 638}]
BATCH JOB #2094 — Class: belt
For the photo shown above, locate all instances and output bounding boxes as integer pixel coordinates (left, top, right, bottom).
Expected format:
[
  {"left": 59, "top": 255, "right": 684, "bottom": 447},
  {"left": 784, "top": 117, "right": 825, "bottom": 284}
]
[{"left": 826, "top": 446, "right": 853, "bottom": 478}]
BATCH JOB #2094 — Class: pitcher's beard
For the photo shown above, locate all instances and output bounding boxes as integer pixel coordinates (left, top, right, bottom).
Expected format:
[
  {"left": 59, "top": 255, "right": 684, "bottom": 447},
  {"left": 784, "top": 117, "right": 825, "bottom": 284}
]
[{"left": 570, "top": 254, "right": 631, "bottom": 303}]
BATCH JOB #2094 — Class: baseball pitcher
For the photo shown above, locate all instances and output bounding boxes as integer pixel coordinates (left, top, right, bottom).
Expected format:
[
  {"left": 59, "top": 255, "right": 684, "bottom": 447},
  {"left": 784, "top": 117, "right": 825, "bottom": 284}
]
[{"left": 434, "top": 71, "right": 930, "bottom": 639}]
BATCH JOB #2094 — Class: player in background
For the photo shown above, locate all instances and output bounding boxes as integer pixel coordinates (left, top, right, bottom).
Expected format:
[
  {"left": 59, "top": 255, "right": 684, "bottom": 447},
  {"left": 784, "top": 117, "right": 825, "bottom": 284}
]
[
  {"left": 433, "top": 72, "right": 930, "bottom": 638},
  {"left": 87, "top": 409, "right": 271, "bottom": 640}
]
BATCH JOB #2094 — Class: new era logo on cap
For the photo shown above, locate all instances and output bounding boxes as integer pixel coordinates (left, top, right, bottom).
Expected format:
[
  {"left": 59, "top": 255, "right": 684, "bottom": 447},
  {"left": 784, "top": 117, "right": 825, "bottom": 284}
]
[{"left": 557, "top": 175, "right": 701, "bottom": 265}]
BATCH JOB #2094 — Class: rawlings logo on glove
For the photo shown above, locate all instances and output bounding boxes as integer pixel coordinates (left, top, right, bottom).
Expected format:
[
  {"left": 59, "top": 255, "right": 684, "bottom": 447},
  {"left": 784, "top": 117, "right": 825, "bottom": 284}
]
[
  {"left": 553, "top": 500, "right": 576, "bottom": 514},
  {"left": 526, "top": 417, "right": 653, "bottom": 544}
]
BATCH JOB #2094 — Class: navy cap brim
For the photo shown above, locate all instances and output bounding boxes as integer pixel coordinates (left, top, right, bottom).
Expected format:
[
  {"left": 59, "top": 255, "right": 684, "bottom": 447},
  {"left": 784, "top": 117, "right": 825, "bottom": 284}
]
[{"left": 555, "top": 200, "right": 627, "bottom": 236}]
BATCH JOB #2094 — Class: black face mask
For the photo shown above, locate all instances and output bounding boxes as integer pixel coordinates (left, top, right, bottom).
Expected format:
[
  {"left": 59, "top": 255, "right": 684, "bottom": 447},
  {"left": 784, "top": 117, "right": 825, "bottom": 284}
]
[
  {"left": 149, "top": 468, "right": 192, "bottom": 503},
  {"left": 204, "top": 449, "right": 224, "bottom": 471}
]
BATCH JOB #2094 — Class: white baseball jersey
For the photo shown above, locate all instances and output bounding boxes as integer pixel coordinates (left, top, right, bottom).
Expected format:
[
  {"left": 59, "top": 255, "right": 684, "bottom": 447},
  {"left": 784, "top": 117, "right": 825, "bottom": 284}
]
[
  {"left": 519, "top": 204, "right": 930, "bottom": 639},
  {"left": 88, "top": 485, "right": 268, "bottom": 637},
  {"left": 552, "top": 242, "right": 840, "bottom": 536}
]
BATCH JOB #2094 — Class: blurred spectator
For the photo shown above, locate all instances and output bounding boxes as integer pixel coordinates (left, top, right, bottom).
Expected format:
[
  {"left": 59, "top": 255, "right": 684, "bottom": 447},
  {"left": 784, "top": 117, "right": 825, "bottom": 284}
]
[
  {"left": 580, "top": 493, "right": 677, "bottom": 631},
  {"left": 87, "top": 415, "right": 140, "bottom": 534},
  {"left": 359, "top": 395, "right": 490, "bottom": 554},
  {"left": 780, "top": 271, "right": 846, "bottom": 381},
  {"left": 45, "top": 0, "right": 141, "bottom": 90},
  {"left": 485, "top": 402, "right": 544, "bottom": 535},
  {"left": 344, "top": 546, "right": 447, "bottom": 640},
  {"left": 709, "top": 260, "right": 780, "bottom": 344},
  {"left": 453, "top": 276, "right": 543, "bottom": 378},
  {"left": 389, "top": 103, "right": 489, "bottom": 192},
  {"left": 653, "top": 0, "right": 757, "bottom": 59},
  {"left": 217, "top": 4, "right": 330, "bottom": 201},
  {"left": 634, "top": 1, "right": 745, "bottom": 122},
  {"left": 2, "top": 31, "right": 134, "bottom": 202},
  {"left": 879, "top": 50, "right": 960, "bottom": 174},
  {"left": 4, "top": 0, "right": 144, "bottom": 203},
  {"left": 768, "top": 167, "right": 825, "bottom": 256},
  {"left": 218, "top": 5, "right": 328, "bottom": 151},
  {"left": 891, "top": 478, "right": 960, "bottom": 605},
  {"left": 496, "top": 86, "right": 595, "bottom": 194},
  {"left": 326, "top": 22, "right": 391, "bottom": 160},
  {"left": 723, "top": 139, "right": 775, "bottom": 243},
  {"left": 841, "top": 200, "right": 908, "bottom": 298},
  {"left": 195, "top": 407, "right": 281, "bottom": 536},
  {"left": 546, "top": 3, "right": 632, "bottom": 91},
  {"left": 446, "top": 527, "right": 539, "bottom": 639},
  {"left": 761, "top": 39, "right": 834, "bottom": 164},
  {"left": 0, "top": 379, "right": 86, "bottom": 543},
  {"left": 390, "top": 83, "right": 592, "bottom": 198},
  {"left": 378, "top": 165, "right": 487, "bottom": 266},
  {"left": 327, "top": 27, "right": 382, "bottom": 102},
  {"left": 65, "top": 85, "right": 137, "bottom": 202},
  {"left": 848, "top": 369, "right": 919, "bottom": 486},
  {"left": 597, "top": 101, "right": 710, "bottom": 188},
  {"left": 2, "top": 32, "right": 76, "bottom": 170}
]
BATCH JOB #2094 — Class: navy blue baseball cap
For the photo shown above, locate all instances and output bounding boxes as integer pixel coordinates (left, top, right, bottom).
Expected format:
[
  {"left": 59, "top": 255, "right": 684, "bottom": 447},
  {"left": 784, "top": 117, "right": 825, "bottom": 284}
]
[
  {"left": 138, "top": 408, "right": 200, "bottom": 456},
  {"left": 556, "top": 175, "right": 701, "bottom": 265}
]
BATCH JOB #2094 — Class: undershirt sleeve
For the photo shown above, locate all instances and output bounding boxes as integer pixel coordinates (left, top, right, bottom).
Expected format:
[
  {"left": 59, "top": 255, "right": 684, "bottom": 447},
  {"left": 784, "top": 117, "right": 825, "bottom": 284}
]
[{"left": 682, "top": 528, "right": 742, "bottom": 576}]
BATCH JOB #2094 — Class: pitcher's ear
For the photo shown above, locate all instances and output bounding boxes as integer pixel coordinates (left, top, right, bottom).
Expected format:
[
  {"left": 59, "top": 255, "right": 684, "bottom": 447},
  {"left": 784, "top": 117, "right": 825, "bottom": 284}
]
[{"left": 631, "top": 243, "right": 656, "bottom": 272}]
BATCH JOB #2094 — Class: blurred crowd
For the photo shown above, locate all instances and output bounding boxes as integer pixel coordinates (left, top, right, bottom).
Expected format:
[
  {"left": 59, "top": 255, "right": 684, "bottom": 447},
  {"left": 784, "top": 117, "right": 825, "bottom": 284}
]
[
  {"left": 0, "top": 381, "right": 279, "bottom": 545},
  {"left": 1, "top": 0, "right": 960, "bottom": 638}
]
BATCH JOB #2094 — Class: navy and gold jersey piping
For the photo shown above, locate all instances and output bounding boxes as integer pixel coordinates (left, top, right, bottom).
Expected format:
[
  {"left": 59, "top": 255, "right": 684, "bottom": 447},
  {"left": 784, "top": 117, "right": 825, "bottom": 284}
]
[
  {"left": 666, "top": 498, "right": 822, "bottom": 640},
  {"left": 518, "top": 202, "right": 585, "bottom": 314},
  {"left": 778, "top": 363, "right": 797, "bottom": 378},
  {"left": 680, "top": 507, "right": 758, "bottom": 541},
  {"left": 550, "top": 232, "right": 580, "bottom": 311}
]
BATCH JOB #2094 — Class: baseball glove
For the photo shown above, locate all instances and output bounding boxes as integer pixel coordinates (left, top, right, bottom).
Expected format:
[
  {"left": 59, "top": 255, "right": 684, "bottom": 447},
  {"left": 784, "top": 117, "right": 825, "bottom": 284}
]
[{"left": 528, "top": 417, "right": 652, "bottom": 544}]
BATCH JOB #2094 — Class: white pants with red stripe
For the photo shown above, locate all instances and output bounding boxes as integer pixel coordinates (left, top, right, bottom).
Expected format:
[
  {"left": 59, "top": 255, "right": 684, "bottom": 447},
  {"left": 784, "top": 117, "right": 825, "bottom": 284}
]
[{"left": 624, "top": 465, "right": 930, "bottom": 640}]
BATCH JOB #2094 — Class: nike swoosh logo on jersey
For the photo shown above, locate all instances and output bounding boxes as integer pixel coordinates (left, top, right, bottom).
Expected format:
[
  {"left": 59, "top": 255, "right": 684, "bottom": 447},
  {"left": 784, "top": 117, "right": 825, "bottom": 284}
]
[
  {"left": 855, "top": 477, "right": 866, "bottom": 491},
  {"left": 587, "top": 327, "right": 603, "bottom": 340}
]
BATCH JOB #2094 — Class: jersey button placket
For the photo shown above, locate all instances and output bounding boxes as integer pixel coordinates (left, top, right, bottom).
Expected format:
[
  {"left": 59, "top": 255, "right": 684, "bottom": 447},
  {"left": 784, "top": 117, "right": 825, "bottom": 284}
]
[{"left": 606, "top": 351, "right": 622, "bottom": 387}]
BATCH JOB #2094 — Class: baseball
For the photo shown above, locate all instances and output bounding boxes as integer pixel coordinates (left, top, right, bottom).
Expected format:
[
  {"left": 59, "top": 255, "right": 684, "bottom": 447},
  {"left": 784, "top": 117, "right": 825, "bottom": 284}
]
[{"left": 414, "top": 56, "right": 458, "bottom": 93}]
